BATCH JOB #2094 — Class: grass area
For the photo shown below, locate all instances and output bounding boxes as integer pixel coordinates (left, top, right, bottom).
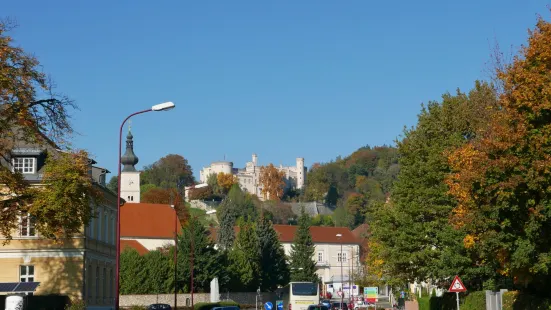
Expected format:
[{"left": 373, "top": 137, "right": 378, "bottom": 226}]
[{"left": 190, "top": 207, "right": 217, "bottom": 227}]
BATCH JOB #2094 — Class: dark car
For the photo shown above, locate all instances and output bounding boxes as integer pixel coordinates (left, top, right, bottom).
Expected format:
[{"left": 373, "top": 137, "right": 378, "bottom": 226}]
[
  {"left": 321, "top": 299, "right": 331, "bottom": 308},
  {"left": 147, "top": 304, "right": 172, "bottom": 310},
  {"left": 307, "top": 305, "right": 329, "bottom": 310},
  {"left": 331, "top": 302, "right": 346, "bottom": 310}
]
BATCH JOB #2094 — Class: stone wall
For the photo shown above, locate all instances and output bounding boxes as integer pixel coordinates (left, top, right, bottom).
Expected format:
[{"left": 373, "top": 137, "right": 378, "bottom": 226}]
[{"left": 120, "top": 292, "right": 278, "bottom": 307}]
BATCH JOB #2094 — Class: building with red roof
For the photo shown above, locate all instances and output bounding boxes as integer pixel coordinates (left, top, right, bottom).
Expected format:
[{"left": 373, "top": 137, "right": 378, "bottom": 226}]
[{"left": 120, "top": 202, "right": 182, "bottom": 253}]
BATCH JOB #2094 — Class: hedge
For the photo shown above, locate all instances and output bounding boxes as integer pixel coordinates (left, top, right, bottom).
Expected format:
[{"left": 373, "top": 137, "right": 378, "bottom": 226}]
[
  {"left": 461, "top": 291, "right": 485, "bottom": 310},
  {"left": 194, "top": 301, "right": 240, "bottom": 310},
  {"left": 502, "top": 291, "right": 551, "bottom": 310}
]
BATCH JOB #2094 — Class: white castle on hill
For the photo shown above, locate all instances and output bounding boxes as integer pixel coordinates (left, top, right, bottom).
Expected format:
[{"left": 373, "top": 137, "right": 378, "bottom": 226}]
[{"left": 197, "top": 153, "right": 306, "bottom": 200}]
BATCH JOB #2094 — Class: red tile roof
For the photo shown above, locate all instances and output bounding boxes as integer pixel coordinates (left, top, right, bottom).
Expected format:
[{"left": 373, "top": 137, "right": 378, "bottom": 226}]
[
  {"left": 121, "top": 203, "right": 183, "bottom": 239},
  {"left": 273, "top": 225, "right": 360, "bottom": 244},
  {"left": 209, "top": 225, "right": 360, "bottom": 244},
  {"left": 352, "top": 223, "right": 369, "bottom": 240},
  {"left": 121, "top": 240, "right": 149, "bottom": 255}
]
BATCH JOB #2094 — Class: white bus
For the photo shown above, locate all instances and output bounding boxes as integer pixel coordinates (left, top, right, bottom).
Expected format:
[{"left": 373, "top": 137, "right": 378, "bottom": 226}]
[{"left": 279, "top": 282, "right": 320, "bottom": 310}]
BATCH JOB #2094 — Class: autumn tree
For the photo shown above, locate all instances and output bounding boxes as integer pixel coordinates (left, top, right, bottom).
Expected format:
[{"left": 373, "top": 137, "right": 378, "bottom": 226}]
[
  {"left": 217, "top": 172, "right": 238, "bottom": 195},
  {"left": 259, "top": 163, "right": 286, "bottom": 201},
  {"left": 446, "top": 16, "right": 551, "bottom": 292},
  {"left": 0, "top": 20, "right": 100, "bottom": 241}
]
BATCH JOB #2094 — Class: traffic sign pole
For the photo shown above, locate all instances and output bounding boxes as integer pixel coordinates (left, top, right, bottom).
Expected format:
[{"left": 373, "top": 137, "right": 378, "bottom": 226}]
[{"left": 456, "top": 292, "right": 460, "bottom": 310}]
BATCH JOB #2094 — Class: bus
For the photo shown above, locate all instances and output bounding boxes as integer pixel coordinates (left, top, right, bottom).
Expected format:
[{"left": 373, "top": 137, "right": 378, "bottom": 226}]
[{"left": 278, "top": 282, "right": 320, "bottom": 310}]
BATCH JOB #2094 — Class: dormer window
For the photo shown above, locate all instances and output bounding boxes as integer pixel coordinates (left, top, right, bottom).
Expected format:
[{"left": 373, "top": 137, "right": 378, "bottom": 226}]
[{"left": 12, "top": 157, "right": 36, "bottom": 174}]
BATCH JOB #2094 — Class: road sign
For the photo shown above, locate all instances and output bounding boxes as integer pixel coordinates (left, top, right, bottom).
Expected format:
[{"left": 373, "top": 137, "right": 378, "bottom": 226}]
[
  {"left": 264, "top": 302, "right": 273, "bottom": 310},
  {"left": 276, "top": 300, "right": 283, "bottom": 310},
  {"left": 448, "top": 275, "right": 467, "bottom": 293}
]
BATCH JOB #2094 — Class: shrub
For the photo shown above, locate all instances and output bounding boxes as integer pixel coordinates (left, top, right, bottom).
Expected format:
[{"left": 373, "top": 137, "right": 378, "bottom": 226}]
[
  {"left": 65, "top": 300, "right": 86, "bottom": 310},
  {"left": 502, "top": 291, "right": 551, "bottom": 310},
  {"left": 461, "top": 291, "right": 485, "bottom": 310},
  {"left": 418, "top": 296, "right": 430, "bottom": 310}
]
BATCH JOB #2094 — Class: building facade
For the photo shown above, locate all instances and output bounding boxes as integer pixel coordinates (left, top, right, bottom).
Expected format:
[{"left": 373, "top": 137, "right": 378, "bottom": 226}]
[
  {"left": 0, "top": 130, "right": 117, "bottom": 310},
  {"left": 198, "top": 154, "right": 306, "bottom": 199}
]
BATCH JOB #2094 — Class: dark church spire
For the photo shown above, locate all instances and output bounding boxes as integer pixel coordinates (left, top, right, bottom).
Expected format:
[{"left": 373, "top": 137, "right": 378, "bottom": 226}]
[{"left": 121, "top": 127, "right": 139, "bottom": 172}]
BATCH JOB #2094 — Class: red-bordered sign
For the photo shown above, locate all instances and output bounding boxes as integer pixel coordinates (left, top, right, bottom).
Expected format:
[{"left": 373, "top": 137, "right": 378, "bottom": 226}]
[{"left": 448, "top": 275, "right": 467, "bottom": 292}]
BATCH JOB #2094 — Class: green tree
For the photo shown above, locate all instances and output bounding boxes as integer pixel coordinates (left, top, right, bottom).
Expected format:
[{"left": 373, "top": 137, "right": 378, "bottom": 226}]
[
  {"left": 217, "top": 185, "right": 259, "bottom": 248},
  {"left": 257, "top": 216, "right": 290, "bottom": 291},
  {"left": 217, "top": 202, "right": 237, "bottom": 249},
  {"left": 228, "top": 219, "right": 261, "bottom": 291},
  {"left": 177, "top": 217, "right": 225, "bottom": 293},
  {"left": 107, "top": 175, "right": 118, "bottom": 193},
  {"left": 120, "top": 248, "right": 148, "bottom": 294},
  {"left": 371, "top": 81, "right": 498, "bottom": 288},
  {"left": 289, "top": 208, "right": 318, "bottom": 282},
  {"left": 141, "top": 154, "right": 195, "bottom": 189},
  {"left": 310, "top": 214, "right": 334, "bottom": 227},
  {"left": 143, "top": 250, "right": 172, "bottom": 294}
]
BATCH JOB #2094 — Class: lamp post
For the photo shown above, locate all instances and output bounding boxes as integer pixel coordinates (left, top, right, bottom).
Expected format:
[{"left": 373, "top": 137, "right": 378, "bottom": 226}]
[
  {"left": 171, "top": 204, "right": 178, "bottom": 310},
  {"left": 336, "top": 233, "right": 343, "bottom": 309},
  {"left": 115, "top": 102, "right": 175, "bottom": 310}
]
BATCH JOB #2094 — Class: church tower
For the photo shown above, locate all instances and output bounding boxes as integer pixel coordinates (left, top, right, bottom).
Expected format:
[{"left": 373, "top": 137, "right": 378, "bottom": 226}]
[{"left": 120, "top": 128, "right": 140, "bottom": 203}]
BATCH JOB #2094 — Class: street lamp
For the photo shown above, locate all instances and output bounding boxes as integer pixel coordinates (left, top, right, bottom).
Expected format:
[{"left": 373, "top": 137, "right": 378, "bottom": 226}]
[
  {"left": 336, "top": 233, "right": 343, "bottom": 309},
  {"left": 171, "top": 204, "right": 178, "bottom": 310},
  {"left": 115, "top": 102, "right": 175, "bottom": 310}
]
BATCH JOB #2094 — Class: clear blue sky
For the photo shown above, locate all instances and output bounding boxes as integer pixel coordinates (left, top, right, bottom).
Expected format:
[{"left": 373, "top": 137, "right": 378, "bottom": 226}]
[{"left": 4, "top": 0, "right": 550, "bottom": 180}]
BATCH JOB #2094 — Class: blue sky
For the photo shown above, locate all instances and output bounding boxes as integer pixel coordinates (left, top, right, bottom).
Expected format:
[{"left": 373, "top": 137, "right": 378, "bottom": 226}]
[{"left": 4, "top": 0, "right": 550, "bottom": 180}]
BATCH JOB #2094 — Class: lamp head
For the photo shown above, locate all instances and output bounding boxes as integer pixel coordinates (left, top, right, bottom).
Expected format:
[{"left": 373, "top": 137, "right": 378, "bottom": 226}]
[
  {"left": 336, "top": 233, "right": 342, "bottom": 237},
  {"left": 151, "top": 102, "right": 175, "bottom": 111}
]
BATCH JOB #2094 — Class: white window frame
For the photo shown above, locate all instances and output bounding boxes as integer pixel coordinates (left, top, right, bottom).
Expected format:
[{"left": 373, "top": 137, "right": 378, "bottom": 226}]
[
  {"left": 317, "top": 251, "right": 324, "bottom": 262},
  {"left": 12, "top": 157, "right": 36, "bottom": 174},
  {"left": 20, "top": 265, "right": 35, "bottom": 282},
  {"left": 98, "top": 209, "right": 102, "bottom": 241},
  {"left": 104, "top": 213, "right": 108, "bottom": 243},
  {"left": 19, "top": 214, "right": 36, "bottom": 237}
]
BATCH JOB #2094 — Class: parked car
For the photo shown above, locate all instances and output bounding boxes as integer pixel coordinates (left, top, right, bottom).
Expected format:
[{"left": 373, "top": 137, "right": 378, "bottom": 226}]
[
  {"left": 331, "top": 302, "right": 346, "bottom": 310},
  {"left": 321, "top": 299, "right": 331, "bottom": 308},
  {"left": 147, "top": 304, "right": 172, "bottom": 310},
  {"left": 307, "top": 305, "right": 329, "bottom": 310}
]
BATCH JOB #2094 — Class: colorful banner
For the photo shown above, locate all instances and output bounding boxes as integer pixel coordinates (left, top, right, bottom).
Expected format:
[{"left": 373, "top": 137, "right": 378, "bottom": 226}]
[{"left": 363, "top": 287, "right": 378, "bottom": 303}]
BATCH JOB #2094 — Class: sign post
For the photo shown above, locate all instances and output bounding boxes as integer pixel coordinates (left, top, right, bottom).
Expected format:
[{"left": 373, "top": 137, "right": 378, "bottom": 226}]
[{"left": 448, "top": 275, "right": 467, "bottom": 310}]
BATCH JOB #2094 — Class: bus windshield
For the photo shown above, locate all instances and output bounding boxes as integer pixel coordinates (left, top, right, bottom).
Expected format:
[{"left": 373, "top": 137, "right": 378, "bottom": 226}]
[{"left": 292, "top": 283, "right": 318, "bottom": 296}]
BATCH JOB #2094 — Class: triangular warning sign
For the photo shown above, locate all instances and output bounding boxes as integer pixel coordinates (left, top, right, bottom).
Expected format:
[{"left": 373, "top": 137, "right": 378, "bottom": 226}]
[{"left": 448, "top": 275, "right": 467, "bottom": 292}]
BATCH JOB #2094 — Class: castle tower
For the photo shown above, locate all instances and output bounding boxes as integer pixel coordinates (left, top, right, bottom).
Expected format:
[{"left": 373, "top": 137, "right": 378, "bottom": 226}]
[
  {"left": 296, "top": 157, "right": 305, "bottom": 189},
  {"left": 120, "top": 128, "right": 141, "bottom": 203},
  {"left": 252, "top": 153, "right": 258, "bottom": 167}
]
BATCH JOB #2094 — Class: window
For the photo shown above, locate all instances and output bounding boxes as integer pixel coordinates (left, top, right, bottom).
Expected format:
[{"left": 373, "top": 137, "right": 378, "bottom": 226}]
[
  {"left": 110, "top": 216, "right": 115, "bottom": 244},
  {"left": 12, "top": 157, "right": 35, "bottom": 174},
  {"left": 109, "top": 269, "right": 113, "bottom": 299},
  {"left": 20, "top": 265, "right": 34, "bottom": 282},
  {"left": 317, "top": 252, "right": 324, "bottom": 262},
  {"left": 103, "top": 268, "right": 106, "bottom": 300},
  {"left": 98, "top": 209, "right": 102, "bottom": 241},
  {"left": 338, "top": 252, "right": 347, "bottom": 262},
  {"left": 20, "top": 214, "right": 36, "bottom": 237},
  {"left": 95, "top": 267, "right": 99, "bottom": 299},
  {"left": 87, "top": 264, "right": 93, "bottom": 299},
  {"left": 104, "top": 213, "right": 108, "bottom": 242}
]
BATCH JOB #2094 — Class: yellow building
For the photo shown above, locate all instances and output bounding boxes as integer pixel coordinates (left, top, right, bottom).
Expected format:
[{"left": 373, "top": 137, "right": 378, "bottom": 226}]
[{"left": 0, "top": 136, "right": 117, "bottom": 310}]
